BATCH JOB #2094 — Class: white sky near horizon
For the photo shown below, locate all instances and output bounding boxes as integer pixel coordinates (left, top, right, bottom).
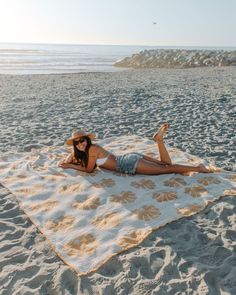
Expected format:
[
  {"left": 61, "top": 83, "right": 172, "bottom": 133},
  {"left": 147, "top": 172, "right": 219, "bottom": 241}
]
[{"left": 0, "top": 0, "right": 235, "bottom": 46}]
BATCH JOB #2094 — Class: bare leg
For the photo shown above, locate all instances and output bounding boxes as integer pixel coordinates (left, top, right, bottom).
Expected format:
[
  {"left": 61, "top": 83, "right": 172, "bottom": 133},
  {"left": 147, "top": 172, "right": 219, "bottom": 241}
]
[
  {"left": 143, "top": 154, "right": 168, "bottom": 166},
  {"left": 153, "top": 123, "right": 172, "bottom": 165},
  {"left": 136, "top": 159, "right": 210, "bottom": 175}
]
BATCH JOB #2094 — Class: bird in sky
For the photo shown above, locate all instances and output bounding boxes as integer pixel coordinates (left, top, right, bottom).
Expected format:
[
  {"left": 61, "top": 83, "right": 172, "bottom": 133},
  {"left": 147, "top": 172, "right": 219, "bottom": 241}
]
[{"left": 153, "top": 22, "right": 157, "bottom": 25}]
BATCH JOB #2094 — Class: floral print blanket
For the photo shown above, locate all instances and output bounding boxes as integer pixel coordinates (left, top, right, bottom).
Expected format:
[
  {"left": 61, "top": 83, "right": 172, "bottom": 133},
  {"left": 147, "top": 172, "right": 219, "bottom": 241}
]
[{"left": 0, "top": 135, "right": 235, "bottom": 275}]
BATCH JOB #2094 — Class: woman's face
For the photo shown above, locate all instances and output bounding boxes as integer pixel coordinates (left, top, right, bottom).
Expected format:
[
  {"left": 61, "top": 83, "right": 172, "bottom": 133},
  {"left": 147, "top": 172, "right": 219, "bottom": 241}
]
[{"left": 75, "top": 137, "right": 87, "bottom": 152}]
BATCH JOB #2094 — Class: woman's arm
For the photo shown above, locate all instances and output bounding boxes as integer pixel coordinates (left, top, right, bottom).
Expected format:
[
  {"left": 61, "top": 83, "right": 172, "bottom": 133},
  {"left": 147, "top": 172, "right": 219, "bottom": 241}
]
[
  {"left": 64, "top": 153, "right": 74, "bottom": 163},
  {"left": 59, "top": 152, "right": 97, "bottom": 173},
  {"left": 59, "top": 145, "right": 97, "bottom": 173},
  {"left": 59, "top": 151, "right": 79, "bottom": 165},
  {"left": 59, "top": 162, "right": 93, "bottom": 173}
]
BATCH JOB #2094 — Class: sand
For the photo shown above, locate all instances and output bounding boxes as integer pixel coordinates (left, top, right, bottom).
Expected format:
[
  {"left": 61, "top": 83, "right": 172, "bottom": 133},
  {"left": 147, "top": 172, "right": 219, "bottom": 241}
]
[{"left": 0, "top": 67, "right": 236, "bottom": 294}]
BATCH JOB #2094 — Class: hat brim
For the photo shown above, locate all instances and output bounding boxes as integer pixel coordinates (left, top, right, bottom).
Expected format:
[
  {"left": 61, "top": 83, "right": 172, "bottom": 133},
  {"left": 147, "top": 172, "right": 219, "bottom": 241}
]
[{"left": 65, "top": 133, "right": 96, "bottom": 145}]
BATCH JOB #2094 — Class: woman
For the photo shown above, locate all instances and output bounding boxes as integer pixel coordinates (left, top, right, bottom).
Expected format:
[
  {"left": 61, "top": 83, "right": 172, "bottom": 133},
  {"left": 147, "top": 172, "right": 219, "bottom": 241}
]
[{"left": 59, "top": 123, "right": 210, "bottom": 175}]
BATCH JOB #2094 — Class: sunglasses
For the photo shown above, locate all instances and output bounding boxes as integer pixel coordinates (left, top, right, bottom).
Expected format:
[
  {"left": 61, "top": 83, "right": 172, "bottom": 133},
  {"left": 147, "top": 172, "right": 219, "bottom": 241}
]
[{"left": 74, "top": 137, "right": 86, "bottom": 145}]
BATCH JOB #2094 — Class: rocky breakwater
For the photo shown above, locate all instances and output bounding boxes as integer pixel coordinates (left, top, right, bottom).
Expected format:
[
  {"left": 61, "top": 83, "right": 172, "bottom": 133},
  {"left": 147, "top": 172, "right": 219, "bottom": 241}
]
[{"left": 114, "top": 49, "right": 236, "bottom": 69}]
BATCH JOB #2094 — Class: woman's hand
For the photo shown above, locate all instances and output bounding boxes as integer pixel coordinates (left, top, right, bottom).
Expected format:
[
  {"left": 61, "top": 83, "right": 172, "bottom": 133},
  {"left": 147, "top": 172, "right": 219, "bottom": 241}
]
[
  {"left": 58, "top": 162, "right": 74, "bottom": 169},
  {"left": 58, "top": 161, "right": 90, "bottom": 172}
]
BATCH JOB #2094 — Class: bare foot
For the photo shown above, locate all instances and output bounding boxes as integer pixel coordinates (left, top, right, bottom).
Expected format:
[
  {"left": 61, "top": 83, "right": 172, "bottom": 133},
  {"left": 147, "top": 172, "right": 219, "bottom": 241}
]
[
  {"left": 198, "top": 164, "right": 211, "bottom": 173},
  {"left": 153, "top": 123, "right": 170, "bottom": 142}
]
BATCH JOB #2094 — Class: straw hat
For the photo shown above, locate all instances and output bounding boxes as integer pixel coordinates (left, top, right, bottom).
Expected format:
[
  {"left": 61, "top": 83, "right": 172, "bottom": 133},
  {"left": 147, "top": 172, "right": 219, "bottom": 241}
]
[{"left": 65, "top": 130, "right": 96, "bottom": 145}]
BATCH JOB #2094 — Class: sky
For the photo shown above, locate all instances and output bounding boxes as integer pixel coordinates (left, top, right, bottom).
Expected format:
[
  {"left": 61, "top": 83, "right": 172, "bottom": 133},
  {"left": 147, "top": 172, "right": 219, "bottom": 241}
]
[{"left": 0, "top": 0, "right": 235, "bottom": 46}]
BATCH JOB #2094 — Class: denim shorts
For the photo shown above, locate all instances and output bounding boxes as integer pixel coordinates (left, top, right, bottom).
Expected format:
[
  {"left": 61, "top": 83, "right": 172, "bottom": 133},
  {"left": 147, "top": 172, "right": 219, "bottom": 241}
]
[{"left": 116, "top": 152, "right": 143, "bottom": 175}]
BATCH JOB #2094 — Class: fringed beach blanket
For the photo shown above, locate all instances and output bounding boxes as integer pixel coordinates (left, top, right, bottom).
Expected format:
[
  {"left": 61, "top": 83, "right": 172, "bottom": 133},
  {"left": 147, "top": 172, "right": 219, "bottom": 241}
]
[{"left": 0, "top": 135, "right": 235, "bottom": 275}]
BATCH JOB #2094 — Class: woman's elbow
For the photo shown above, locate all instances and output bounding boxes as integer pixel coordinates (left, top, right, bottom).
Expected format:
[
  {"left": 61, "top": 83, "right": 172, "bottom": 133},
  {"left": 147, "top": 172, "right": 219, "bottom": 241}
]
[{"left": 86, "top": 167, "right": 94, "bottom": 173}]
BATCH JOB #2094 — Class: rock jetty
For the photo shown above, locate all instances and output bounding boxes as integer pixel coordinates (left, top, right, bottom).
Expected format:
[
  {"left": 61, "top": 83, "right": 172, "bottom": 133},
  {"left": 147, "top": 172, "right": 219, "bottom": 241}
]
[{"left": 114, "top": 49, "right": 236, "bottom": 69}]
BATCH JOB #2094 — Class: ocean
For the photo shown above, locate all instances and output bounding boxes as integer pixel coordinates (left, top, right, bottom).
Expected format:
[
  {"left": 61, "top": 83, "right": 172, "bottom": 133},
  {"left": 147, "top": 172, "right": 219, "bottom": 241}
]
[
  {"left": 0, "top": 43, "right": 235, "bottom": 75},
  {"left": 0, "top": 43, "right": 154, "bottom": 75}
]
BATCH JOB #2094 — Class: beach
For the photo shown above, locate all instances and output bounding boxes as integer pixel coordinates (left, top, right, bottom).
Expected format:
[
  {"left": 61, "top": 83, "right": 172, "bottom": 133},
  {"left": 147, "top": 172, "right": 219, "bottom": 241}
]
[{"left": 0, "top": 67, "right": 236, "bottom": 294}]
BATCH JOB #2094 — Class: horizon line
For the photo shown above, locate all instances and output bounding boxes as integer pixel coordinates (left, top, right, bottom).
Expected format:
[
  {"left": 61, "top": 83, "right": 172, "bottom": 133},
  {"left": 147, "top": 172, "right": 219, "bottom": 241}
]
[{"left": 0, "top": 41, "right": 236, "bottom": 48}]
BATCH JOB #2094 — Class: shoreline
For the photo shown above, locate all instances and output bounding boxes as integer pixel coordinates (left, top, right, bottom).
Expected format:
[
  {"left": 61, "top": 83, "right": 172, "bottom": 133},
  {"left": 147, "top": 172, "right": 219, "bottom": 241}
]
[{"left": 0, "top": 65, "right": 234, "bottom": 76}]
